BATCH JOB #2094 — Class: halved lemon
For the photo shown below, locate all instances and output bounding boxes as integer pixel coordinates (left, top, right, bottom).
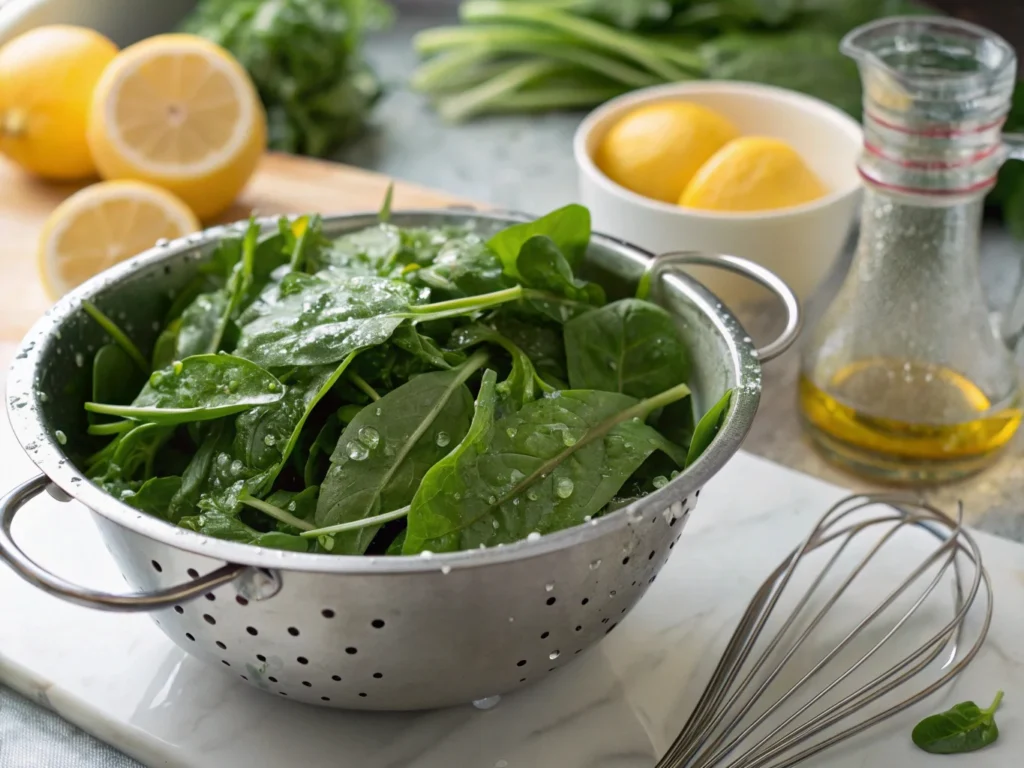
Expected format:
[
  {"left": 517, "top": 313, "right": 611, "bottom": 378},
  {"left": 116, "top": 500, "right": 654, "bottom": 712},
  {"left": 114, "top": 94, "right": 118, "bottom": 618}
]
[
  {"left": 87, "top": 34, "right": 266, "bottom": 221},
  {"left": 39, "top": 180, "right": 200, "bottom": 299}
]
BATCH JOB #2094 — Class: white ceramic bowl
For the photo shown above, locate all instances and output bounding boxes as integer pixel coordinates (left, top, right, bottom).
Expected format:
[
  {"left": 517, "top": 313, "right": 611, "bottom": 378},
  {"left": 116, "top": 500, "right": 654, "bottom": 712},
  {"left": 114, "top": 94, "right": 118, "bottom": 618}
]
[{"left": 575, "top": 81, "right": 863, "bottom": 305}]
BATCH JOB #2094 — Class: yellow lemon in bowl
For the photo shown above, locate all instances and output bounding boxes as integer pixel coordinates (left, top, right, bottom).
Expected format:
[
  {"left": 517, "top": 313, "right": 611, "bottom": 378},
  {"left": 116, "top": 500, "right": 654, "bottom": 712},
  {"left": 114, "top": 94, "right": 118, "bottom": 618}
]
[
  {"left": 597, "top": 101, "right": 740, "bottom": 204},
  {"left": 680, "top": 137, "right": 827, "bottom": 212},
  {"left": 88, "top": 34, "right": 266, "bottom": 221},
  {"left": 0, "top": 25, "right": 118, "bottom": 179}
]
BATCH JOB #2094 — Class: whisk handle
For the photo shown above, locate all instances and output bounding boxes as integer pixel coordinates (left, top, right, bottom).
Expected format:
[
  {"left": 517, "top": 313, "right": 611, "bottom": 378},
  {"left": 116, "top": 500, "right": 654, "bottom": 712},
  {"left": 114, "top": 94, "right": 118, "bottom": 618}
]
[{"left": 0, "top": 474, "right": 249, "bottom": 612}]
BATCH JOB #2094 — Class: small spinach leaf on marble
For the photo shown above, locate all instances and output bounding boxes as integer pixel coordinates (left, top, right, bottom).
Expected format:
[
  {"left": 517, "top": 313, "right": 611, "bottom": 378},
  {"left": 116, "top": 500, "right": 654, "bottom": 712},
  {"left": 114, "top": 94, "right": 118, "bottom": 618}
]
[
  {"left": 912, "top": 692, "right": 1003, "bottom": 755},
  {"left": 488, "top": 204, "right": 591, "bottom": 277},
  {"left": 686, "top": 390, "right": 732, "bottom": 466},
  {"left": 564, "top": 298, "right": 689, "bottom": 398},
  {"left": 316, "top": 352, "right": 485, "bottom": 554},
  {"left": 404, "top": 380, "right": 690, "bottom": 553},
  {"left": 85, "top": 354, "right": 284, "bottom": 425}
]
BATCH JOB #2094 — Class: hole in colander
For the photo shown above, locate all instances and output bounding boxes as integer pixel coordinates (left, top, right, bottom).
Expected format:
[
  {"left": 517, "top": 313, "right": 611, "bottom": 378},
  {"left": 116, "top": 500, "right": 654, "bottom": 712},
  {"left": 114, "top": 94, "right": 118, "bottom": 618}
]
[
  {"left": 648, "top": 551, "right": 655, "bottom": 560},
  {"left": 187, "top": 568, "right": 199, "bottom": 579},
  {"left": 696, "top": 490, "right": 700, "bottom": 498},
  {"left": 247, "top": 626, "right": 258, "bottom": 636},
  {"left": 519, "top": 678, "right": 527, "bottom": 683},
  {"left": 621, "top": 556, "right": 629, "bottom": 565},
  {"left": 321, "top": 696, "right": 330, "bottom": 702},
  {"left": 358, "top": 693, "right": 368, "bottom": 698},
  {"left": 346, "top": 647, "right": 358, "bottom": 655},
  {"left": 574, "top": 649, "right": 582, "bottom": 655},
  {"left": 216, "top": 641, "right": 227, "bottom": 650},
  {"left": 174, "top": 605, "right": 183, "bottom": 614},
  {"left": 373, "top": 672, "right": 383, "bottom": 679},
  {"left": 371, "top": 619, "right": 385, "bottom": 628},
  {"left": 322, "top": 609, "right": 335, "bottom": 619},
  {"left": 302, "top": 681, "right": 312, "bottom": 687},
  {"left": 236, "top": 595, "right": 249, "bottom": 606},
  {"left": 205, "top": 593, "right": 215, "bottom": 601},
  {"left": 575, "top": 625, "right": 582, "bottom": 632},
  {"left": 549, "top": 668, "right": 556, "bottom": 672},
  {"left": 546, "top": 597, "right": 556, "bottom": 606},
  {"left": 279, "top": 692, "right": 287, "bottom": 697},
  {"left": 257, "top": 654, "right": 266, "bottom": 662},
  {"left": 601, "top": 618, "right": 609, "bottom": 625},
  {"left": 332, "top": 675, "right": 341, "bottom": 682},
  {"left": 516, "top": 660, "right": 527, "bottom": 667},
  {"left": 151, "top": 560, "right": 162, "bottom": 573},
  {"left": 669, "top": 542, "right": 676, "bottom": 550},
  {"left": 609, "top": 590, "right": 617, "bottom": 597},
  {"left": 268, "top": 676, "right": 278, "bottom": 683},
  {"left": 540, "top": 631, "right": 549, "bottom": 639},
  {"left": 606, "top": 623, "right": 618, "bottom": 634},
  {"left": 240, "top": 675, "right": 248, "bottom": 681},
  {"left": 287, "top": 627, "right": 300, "bottom": 636},
  {"left": 649, "top": 575, "right": 657, "bottom": 584},
  {"left": 203, "top": 614, "right": 216, "bottom": 625},
  {"left": 297, "top": 656, "right": 308, "bottom": 665},
  {"left": 185, "top": 633, "right": 195, "bottom": 641},
  {"left": 221, "top": 660, "right": 230, "bottom": 667},
  {"left": 581, "top": 598, "right": 589, "bottom": 606},
  {"left": 669, "top": 517, "right": 677, "bottom": 527}
]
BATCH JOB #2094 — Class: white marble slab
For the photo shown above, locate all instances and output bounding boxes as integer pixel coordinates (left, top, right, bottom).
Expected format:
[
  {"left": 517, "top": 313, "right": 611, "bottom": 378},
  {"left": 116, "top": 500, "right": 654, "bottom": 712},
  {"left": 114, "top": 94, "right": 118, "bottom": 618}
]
[{"left": 1, "top": 407, "right": 1022, "bottom": 767}]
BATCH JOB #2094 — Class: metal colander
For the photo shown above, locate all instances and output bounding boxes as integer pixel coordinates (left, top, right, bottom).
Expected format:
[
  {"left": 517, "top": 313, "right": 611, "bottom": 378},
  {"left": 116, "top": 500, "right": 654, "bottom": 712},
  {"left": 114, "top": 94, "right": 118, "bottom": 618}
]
[{"left": 0, "top": 211, "right": 798, "bottom": 710}]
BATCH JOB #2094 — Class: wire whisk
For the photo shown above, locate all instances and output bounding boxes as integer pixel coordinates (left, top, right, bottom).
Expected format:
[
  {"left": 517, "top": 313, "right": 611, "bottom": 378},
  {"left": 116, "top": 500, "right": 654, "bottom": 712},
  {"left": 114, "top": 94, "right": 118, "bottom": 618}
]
[{"left": 656, "top": 493, "right": 993, "bottom": 768}]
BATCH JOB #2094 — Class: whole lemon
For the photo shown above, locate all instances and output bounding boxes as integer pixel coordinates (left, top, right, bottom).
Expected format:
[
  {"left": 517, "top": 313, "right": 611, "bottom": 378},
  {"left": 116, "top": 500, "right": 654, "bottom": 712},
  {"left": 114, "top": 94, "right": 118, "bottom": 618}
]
[
  {"left": 597, "top": 101, "right": 740, "bottom": 203},
  {"left": 0, "top": 25, "right": 118, "bottom": 179},
  {"left": 680, "top": 137, "right": 827, "bottom": 212}
]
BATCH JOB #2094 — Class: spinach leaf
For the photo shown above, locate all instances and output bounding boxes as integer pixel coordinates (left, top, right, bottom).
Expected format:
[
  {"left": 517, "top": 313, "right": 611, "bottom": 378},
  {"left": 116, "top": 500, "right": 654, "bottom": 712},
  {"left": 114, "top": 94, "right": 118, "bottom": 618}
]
[
  {"left": 179, "top": 510, "right": 309, "bottom": 552},
  {"left": 410, "top": 238, "right": 514, "bottom": 298},
  {"left": 92, "top": 344, "right": 146, "bottom": 409},
  {"left": 304, "top": 413, "right": 342, "bottom": 486},
  {"left": 234, "top": 276, "right": 415, "bottom": 367},
  {"left": 493, "top": 312, "right": 568, "bottom": 384},
  {"left": 151, "top": 320, "right": 180, "bottom": 371},
  {"left": 264, "top": 486, "right": 319, "bottom": 528},
  {"left": 82, "top": 301, "right": 149, "bottom": 373},
  {"left": 121, "top": 476, "right": 182, "bottom": 520},
  {"left": 168, "top": 421, "right": 227, "bottom": 522},
  {"left": 564, "top": 298, "right": 690, "bottom": 398},
  {"left": 912, "top": 691, "right": 1003, "bottom": 754},
  {"left": 516, "top": 235, "right": 605, "bottom": 307},
  {"left": 487, "top": 204, "right": 591, "bottom": 276},
  {"left": 385, "top": 528, "right": 407, "bottom": 555},
  {"left": 315, "top": 352, "right": 485, "bottom": 554},
  {"left": 449, "top": 324, "right": 549, "bottom": 406},
  {"left": 85, "top": 355, "right": 284, "bottom": 425},
  {"left": 686, "top": 390, "right": 732, "bottom": 466},
  {"left": 89, "top": 423, "right": 173, "bottom": 485},
  {"left": 403, "top": 381, "right": 689, "bottom": 553},
  {"left": 285, "top": 214, "right": 327, "bottom": 273},
  {"left": 176, "top": 291, "right": 230, "bottom": 359}
]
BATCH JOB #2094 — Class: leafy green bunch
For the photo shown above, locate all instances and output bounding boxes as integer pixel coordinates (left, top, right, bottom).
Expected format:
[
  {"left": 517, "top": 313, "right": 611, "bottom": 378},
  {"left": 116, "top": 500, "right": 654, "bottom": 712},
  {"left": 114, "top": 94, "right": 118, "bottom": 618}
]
[
  {"left": 80, "top": 199, "right": 730, "bottom": 556},
  {"left": 181, "top": 0, "right": 393, "bottom": 157}
]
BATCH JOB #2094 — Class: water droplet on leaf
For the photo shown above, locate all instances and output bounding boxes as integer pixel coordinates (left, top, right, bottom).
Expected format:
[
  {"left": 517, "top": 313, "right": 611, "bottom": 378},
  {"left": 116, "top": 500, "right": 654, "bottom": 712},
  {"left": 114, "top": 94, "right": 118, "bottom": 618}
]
[
  {"left": 358, "top": 426, "right": 380, "bottom": 449},
  {"left": 347, "top": 441, "right": 369, "bottom": 461},
  {"left": 436, "top": 431, "right": 450, "bottom": 447},
  {"left": 54, "top": 430, "right": 67, "bottom": 445},
  {"left": 526, "top": 532, "right": 542, "bottom": 542},
  {"left": 653, "top": 476, "right": 669, "bottom": 489},
  {"left": 555, "top": 477, "right": 574, "bottom": 499}
]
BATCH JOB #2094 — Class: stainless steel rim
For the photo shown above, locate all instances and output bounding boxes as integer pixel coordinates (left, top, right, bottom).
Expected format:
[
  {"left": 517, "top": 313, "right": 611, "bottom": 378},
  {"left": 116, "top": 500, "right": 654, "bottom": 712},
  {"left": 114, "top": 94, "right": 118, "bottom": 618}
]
[{"left": 5, "top": 209, "right": 767, "bottom": 576}]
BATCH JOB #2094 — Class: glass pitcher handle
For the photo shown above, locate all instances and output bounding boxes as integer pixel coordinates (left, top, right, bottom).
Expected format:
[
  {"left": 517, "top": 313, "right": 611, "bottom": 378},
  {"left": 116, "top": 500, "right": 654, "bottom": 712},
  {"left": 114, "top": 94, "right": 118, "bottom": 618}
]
[{"left": 997, "top": 133, "right": 1024, "bottom": 347}]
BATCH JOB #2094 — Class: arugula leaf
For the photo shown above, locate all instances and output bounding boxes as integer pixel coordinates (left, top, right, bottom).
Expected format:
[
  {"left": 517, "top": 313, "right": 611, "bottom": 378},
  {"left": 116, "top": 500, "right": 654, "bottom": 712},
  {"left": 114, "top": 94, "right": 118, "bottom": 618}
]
[
  {"left": 85, "top": 355, "right": 284, "bottom": 425},
  {"left": 487, "top": 204, "right": 591, "bottom": 276},
  {"left": 404, "top": 381, "right": 689, "bottom": 553},
  {"left": 315, "top": 352, "right": 485, "bottom": 554},
  {"left": 686, "top": 390, "right": 732, "bottom": 466},
  {"left": 564, "top": 298, "right": 689, "bottom": 398},
  {"left": 912, "top": 691, "right": 1003, "bottom": 754}
]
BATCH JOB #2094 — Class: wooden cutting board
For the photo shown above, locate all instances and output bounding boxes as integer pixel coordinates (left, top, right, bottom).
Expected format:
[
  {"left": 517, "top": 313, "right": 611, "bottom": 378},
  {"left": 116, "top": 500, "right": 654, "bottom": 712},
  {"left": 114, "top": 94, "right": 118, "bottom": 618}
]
[{"left": 0, "top": 152, "right": 467, "bottom": 347}]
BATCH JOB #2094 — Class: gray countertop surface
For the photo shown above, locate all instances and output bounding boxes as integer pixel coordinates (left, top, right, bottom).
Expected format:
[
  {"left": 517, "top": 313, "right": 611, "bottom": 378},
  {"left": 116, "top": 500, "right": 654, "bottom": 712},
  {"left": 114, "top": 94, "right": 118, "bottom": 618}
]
[{"left": 5, "top": 10, "right": 1024, "bottom": 767}]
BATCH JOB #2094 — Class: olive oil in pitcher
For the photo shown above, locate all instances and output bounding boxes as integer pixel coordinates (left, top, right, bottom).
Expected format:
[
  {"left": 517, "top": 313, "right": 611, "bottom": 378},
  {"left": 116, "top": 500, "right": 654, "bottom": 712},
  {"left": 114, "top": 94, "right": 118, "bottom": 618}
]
[{"left": 799, "top": 18, "right": 1024, "bottom": 482}]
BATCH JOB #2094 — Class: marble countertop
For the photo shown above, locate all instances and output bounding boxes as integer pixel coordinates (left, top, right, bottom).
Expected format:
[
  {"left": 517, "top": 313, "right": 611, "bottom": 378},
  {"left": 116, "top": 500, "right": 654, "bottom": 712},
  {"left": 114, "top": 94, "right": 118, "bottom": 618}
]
[{"left": 6, "top": 8, "right": 1024, "bottom": 768}]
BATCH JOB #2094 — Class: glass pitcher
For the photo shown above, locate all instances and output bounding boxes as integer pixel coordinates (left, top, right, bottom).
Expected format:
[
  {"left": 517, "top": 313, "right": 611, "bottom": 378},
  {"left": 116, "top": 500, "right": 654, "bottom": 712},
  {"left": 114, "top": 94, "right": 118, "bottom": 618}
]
[{"left": 799, "top": 16, "right": 1024, "bottom": 483}]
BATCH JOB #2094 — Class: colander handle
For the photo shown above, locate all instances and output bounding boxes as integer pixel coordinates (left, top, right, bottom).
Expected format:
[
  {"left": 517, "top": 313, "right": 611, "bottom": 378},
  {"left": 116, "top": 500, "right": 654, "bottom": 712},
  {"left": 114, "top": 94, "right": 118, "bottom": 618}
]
[
  {"left": 0, "top": 474, "right": 247, "bottom": 612},
  {"left": 638, "top": 251, "right": 803, "bottom": 363}
]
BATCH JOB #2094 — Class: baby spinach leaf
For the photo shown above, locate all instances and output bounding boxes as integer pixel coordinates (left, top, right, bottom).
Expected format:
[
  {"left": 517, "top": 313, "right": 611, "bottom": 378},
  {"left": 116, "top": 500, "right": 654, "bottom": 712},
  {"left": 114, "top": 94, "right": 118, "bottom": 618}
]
[
  {"left": 516, "top": 235, "right": 605, "bottom": 307},
  {"left": 121, "top": 476, "right": 182, "bottom": 520},
  {"left": 176, "top": 291, "right": 230, "bottom": 359},
  {"left": 92, "top": 344, "right": 146, "bottom": 409},
  {"left": 390, "top": 324, "right": 462, "bottom": 370},
  {"left": 85, "top": 355, "right": 284, "bottom": 425},
  {"left": 564, "top": 298, "right": 689, "bottom": 398},
  {"left": 449, "top": 324, "right": 550, "bottom": 407},
  {"left": 82, "top": 301, "right": 149, "bottom": 373},
  {"left": 493, "top": 313, "right": 567, "bottom": 384},
  {"left": 404, "top": 381, "right": 689, "bottom": 553},
  {"left": 264, "top": 486, "right": 319, "bottom": 527},
  {"left": 487, "top": 204, "right": 591, "bottom": 277},
  {"left": 912, "top": 691, "right": 1003, "bottom": 754},
  {"left": 410, "top": 238, "right": 514, "bottom": 299},
  {"left": 179, "top": 510, "right": 308, "bottom": 552},
  {"left": 315, "top": 352, "right": 485, "bottom": 554},
  {"left": 304, "top": 413, "right": 342, "bottom": 486},
  {"left": 151, "top": 320, "right": 181, "bottom": 371},
  {"left": 686, "top": 390, "right": 732, "bottom": 466},
  {"left": 234, "top": 276, "right": 415, "bottom": 367},
  {"left": 385, "top": 528, "right": 407, "bottom": 555},
  {"left": 168, "top": 421, "right": 227, "bottom": 522},
  {"left": 89, "top": 423, "right": 174, "bottom": 484},
  {"left": 285, "top": 214, "right": 327, "bottom": 273}
]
